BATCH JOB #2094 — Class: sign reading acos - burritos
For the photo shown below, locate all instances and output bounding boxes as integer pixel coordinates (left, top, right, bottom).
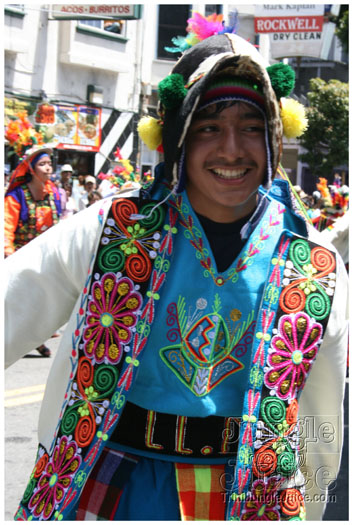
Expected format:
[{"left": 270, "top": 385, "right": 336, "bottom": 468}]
[
  {"left": 254, "top": 4, "right": 326, "bottom": 59},
  {"left": 51, "top": 4, "right": 141, "bottom": 20}
]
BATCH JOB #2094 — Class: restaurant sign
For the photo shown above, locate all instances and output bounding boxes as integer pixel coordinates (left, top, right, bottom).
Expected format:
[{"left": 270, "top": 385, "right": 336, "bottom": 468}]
[
  {"left": 5, "top": 97, "right": 102, "bottom": 152},
  {"left": 254, "top": 5, "right": 326, "bottom": 59},
  {"left": 50, "top": 4, "right": 142, "bottom": 20}
]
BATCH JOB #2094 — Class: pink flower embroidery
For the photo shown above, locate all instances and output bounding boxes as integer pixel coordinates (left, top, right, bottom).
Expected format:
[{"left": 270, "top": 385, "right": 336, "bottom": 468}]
[
  {"left": 28, "top": 436, "right": 81, "bottom": 520},
  {"left": 83, "top": 274, "right": 142, "bottom": 364},
  {"left": 241, "top": 477, "right": 281, "bottom": 521},
  {"left": 265, "top": 312, "right": 322, "bottom": 401}
]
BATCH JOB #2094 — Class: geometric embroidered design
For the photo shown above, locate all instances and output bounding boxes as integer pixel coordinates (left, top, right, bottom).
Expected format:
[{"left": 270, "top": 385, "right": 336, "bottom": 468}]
[{"left": 160, "top": 296, "right": 255, "bottom": 396}]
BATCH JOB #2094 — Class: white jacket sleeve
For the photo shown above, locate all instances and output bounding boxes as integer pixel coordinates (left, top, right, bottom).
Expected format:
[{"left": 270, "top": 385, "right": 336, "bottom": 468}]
[
  {"left": 298, "top": 228, "right": 349, "bottom": 520},
  {"left": 4, "top": 198, "right": 111, "bottom": 369}
]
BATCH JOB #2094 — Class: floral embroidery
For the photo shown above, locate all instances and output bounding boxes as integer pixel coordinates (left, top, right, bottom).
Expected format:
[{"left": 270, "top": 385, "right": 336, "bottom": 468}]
[
  {"left": 264, "top": 312, "right": 322, "bottom": 401},
  {"left": 83, "top": 274, "right": 142, "bottom": 364},
  {"left": 28, "top": 436, "right": 81, "bottom": 520},
  {"left": 241, "top": 476, "right": 281, "bottom": 520},
  {"left": 15, "top": 198, "right": 174, "bottom": 521},
  {"left": 171, "top": 194, "right": 284, "bottom": 286},
  {"left": 229, "top": 236, "right": 336, "bottom": 521}
]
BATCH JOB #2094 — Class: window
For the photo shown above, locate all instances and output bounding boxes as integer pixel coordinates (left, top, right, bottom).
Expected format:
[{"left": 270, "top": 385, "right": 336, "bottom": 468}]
[
  {"left": 157, "top": 4, "right": 191, "bottom": 59},
  {"left": 5, "top": 4, "right": 25, "bottom": 16},
  {"left": 78, "top": 18, "right": 127, "bottom": 38},
  {"left": 204, "top": 5, "right": 223, "bottom": 17}
]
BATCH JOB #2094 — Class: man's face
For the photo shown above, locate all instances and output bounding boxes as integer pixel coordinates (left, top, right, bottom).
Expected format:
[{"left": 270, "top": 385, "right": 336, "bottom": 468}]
[
  {"left": 185, "top": 101, "right": 267, "bottom": 222},
  {"left": 61, "top": 171, "right": 72, "bottom": 184},
  {"left": 85, "top": 181, "right": 95, "bottom": 192}
]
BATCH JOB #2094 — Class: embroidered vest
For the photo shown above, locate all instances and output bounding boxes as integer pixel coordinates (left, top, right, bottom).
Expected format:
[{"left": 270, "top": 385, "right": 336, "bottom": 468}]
[
  {"left": 14, "top": 185, "right": 59, "bottom": 251},
  {"left": 14, "top": 188, "right": 336, "bottom": 521}
]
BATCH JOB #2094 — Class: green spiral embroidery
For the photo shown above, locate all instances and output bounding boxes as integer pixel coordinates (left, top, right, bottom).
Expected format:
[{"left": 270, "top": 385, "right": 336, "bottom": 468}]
[
  {"left": 154, "top": 255, "right": 170, "bottom": 273},
  {"left": 261, "top": 397, "right": 287, "bottom": 434},
  {"left": 290, "top": 239, "right": 311, "bottom": 274},
  {"left": 265, "top": 283, "right": 279, "bottom": 304},
  {"left": 22, "top": 477, "right": 36, "bottom": 504},
  {"left": 249, "top": 366, "right": 264, "bottom": 388},
  {"left": 139, "top": 203, "right": 165, "bottom": 230},
  {"left": 305, "top": 289, "right": 330, "bottom": 321},
  {"left": 93, "top": 365, "right": 119, "bottom": 398},
  {"left": 277, "top": 449, "right": 296, "bottom": 476},
  {"left": 112, "top": 391, "right": 125, "bottom": 410},
  {"left": 74, "top": 469, "right": 88, "bottom": 488},
  {"left": 98, "top": 244, "right": 125, "bottom": 273},
  {"left": 238, "top": 444, "right": 253, "bottom": 465},
  {"left": 183, "top": 229, "right": 193, "bottom": 241},
  {"left": 61, "top": 405, "right": 80, "bottom": 435}
]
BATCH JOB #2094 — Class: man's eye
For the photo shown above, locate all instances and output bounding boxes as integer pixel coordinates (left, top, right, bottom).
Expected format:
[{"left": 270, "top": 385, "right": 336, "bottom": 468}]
[
  {"left": 196, "top": 125, "right": 218, "bottom": 133},
  {"left": 244, "top": 125, "right": 265, "bottom": 133}
]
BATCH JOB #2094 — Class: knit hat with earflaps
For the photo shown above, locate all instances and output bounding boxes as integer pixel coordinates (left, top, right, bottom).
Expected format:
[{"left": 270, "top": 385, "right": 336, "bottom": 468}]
[
  {"left": 138, "top": 30, "right": 308, "bottom": 193},
  {"left": 162, "top": 33, "right": 282, "bottom": 193}
]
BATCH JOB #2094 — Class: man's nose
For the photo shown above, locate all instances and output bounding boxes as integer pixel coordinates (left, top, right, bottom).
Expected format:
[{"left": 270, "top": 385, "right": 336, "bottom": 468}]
[{"left": 218, "top": 128, "right": 244, "bottom": 160}]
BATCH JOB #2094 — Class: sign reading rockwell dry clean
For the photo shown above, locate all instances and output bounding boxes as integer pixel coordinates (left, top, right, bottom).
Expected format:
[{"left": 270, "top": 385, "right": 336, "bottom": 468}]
[{"left": 254, "top": 5, "right": 326, "bottom": 59}]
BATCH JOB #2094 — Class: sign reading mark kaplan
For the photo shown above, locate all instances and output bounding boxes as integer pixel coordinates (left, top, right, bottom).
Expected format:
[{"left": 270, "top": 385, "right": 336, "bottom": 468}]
[{"left": 254, "top": 5, "right": 325, "bottom": 59}]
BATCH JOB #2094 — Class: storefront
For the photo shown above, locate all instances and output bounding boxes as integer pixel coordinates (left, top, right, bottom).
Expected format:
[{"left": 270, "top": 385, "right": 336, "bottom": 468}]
[{"left": 4, "top": 94, "right": 138, "bottom": 179}]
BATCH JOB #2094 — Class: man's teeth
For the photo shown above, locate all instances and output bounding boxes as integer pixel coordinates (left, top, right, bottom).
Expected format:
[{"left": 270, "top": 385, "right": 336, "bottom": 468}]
[{"left": 212, "top": 168, "right": 247, "bottom": 179}]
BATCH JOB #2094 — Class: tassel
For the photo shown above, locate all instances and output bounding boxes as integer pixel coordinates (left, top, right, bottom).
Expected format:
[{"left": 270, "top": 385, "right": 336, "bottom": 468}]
[
  {"left": 158, "top": 74, "right": 187, "bottom": 110},
  {"left": 280, "top": 98, "right": 308, "bottom": 139},
  {"left": 267, "top": 63, "right": 295, "bottom": 99},
  {"left": 137, "top": 116, "right": 163, "bottom": 150}
]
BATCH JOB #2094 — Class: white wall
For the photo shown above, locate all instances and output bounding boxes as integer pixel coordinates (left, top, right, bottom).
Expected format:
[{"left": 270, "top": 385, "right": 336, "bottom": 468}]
[{"left": 4, "top": 5, "right": 141, "bottom": 112}]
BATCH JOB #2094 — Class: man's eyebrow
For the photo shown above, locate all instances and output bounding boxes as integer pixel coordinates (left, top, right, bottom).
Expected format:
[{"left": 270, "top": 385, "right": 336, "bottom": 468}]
[{"left": 193, "top": 110, "right": 264, "bottom": 121}]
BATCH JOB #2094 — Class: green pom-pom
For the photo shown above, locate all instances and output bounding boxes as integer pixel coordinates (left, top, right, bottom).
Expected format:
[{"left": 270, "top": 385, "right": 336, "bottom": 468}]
[
  {"left": 267, "top": 63, "right": 295, "bottom": 99},
  {"left": 158, "top": 73, "right": 187, "bottom": 110}
]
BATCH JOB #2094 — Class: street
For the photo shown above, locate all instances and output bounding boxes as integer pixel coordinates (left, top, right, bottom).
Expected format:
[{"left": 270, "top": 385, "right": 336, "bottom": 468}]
[
  {"left": 4, "top": 332, "right": 349, "bottom": 521},
  {"left": 4, "top": 333, "right": 62, "bottom": 521}
]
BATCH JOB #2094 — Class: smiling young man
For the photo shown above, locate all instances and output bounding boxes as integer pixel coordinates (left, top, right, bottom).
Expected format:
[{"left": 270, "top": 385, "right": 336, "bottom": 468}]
[
  {"left": 5, "top": 29, "right": 348, "bottom": 522},
  {"left": 186, "top": 100, "right": 266, "bottom": 222}
]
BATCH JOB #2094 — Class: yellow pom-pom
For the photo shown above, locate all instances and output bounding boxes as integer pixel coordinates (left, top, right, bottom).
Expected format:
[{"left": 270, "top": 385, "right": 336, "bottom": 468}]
[
  {"left": 137, "top": 116, "right": 162, "bottom": 150},
  {"left": 280, "top": 98, "right": 308, "bottom": 139}
]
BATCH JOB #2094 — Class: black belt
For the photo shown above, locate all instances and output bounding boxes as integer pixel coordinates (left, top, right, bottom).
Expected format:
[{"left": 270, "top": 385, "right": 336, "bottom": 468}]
[{"left": 109, "top": 402, "right": 241, "bottom": 459}]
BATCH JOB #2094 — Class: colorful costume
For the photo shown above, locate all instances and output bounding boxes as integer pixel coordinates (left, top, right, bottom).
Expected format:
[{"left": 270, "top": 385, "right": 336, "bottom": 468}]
[
  {"left": 5, "top": 176, "right": 348, "bottom": 521},
  {"left": 5, "top": 27, "right": 348, "bottom": 522},
  {"left": 4, "top": 147, "right": 61, "bottom": 257}
]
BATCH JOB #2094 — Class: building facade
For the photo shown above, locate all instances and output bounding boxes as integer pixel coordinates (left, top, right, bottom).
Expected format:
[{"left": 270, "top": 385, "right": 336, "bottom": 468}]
[{"left": 4, "top": 4, "right": 348, "bottom": 188}]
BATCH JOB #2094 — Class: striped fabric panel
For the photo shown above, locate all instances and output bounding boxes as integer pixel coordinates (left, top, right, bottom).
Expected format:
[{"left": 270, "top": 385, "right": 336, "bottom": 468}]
[
  {"left": 76, "top": 447, "right": 139, "bottom": 520},
  {"left": 175, "top": 463, "right": 226, "bottom": 521}
]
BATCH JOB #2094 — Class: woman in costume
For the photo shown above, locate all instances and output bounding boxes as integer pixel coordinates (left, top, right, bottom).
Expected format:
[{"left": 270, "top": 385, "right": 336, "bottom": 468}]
[{"left": 5, "top": 145, "right": 61, "bottom": 357}]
